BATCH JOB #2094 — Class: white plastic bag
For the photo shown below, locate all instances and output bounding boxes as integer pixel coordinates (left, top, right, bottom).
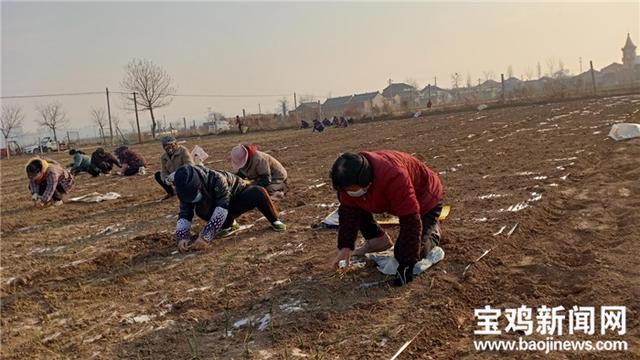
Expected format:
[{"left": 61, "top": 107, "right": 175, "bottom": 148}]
[{"left": 608, "top": 123, "right": 640, "bottom": 141}]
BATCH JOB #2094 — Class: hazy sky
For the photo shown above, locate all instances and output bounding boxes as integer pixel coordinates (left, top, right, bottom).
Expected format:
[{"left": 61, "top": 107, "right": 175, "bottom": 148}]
[{"left": 1, "top": 1, "right": 638, "bottom": 134}]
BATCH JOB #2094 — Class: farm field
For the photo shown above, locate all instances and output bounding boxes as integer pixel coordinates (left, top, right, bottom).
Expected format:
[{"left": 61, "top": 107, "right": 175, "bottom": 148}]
[{"left": 1, "top": 95, "right": 639, "bottom": 359}]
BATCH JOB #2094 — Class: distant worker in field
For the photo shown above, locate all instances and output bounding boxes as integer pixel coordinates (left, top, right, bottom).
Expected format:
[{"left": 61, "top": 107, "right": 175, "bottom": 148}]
[
  {"left": 155, "top": 136, "right": 194, "bottom": 200},
  {"left": 68, "top": 149, "right": 100, "bottom": 177},
  {"left": 322, "top": 117, "right": 331, "bottom": 127},
  {"left": 312, "top": 119, "right": 324, "bottom": 133},
  {"left": 427, "top": 100, "right": 432, "bottom": 109},
  {"left": 330, "top": 150, "right": 444, "bottom": 286},
  {"left": 114, "top": 145, "right": 147, "bottom": 176},
  {"left": 173, "top": 164, "right": 286, "bottom": 251},
  {"left": 338, "top": 116, "right": 349, "bottom": 128},
  {"left": 26, "top": 157, "right": 75, "bottom": 207},
  {"left": 300, "top": 120, "right": 310, "bottom": 129},
  {"left": 230, "top": 144, "right": 288, "bottom": 200},
  {"left": 91, "top": 147, "right": 121, "bottom": 174}
]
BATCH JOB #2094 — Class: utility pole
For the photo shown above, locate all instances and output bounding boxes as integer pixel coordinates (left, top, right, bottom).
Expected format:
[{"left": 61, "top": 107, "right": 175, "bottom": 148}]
[
  {"left": 579, "top": 57, "right": 583, "bottom": 73},
  {"left": 133, "top": 92, "right": 142, "bottom": 144},
  {"left": 293, "top": 92, "right": 297, "bottom": 109},
  {"left": 501, "top": 73, "right": 506, "bottom": 102},
  {"left": 434, "top": 76, "right": 437, "bottom": 87},
  {"left": 590, "top": 60, "right": 597, "bottom": 96},
  {"left": 258, "top": 104, "right": 262, "bottom": 114},
  {"left": 105, "top": 87, "right": 113, "bottom": 145},
  {"left": 183, "top": 117, "right": 187, "bottom": 130}
]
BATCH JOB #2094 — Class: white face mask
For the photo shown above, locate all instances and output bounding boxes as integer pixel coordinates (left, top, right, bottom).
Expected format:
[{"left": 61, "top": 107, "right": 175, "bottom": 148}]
[
  {"left": 192, "top": 192, "right": 203, "bottom": 203},
  {"left": 346, "top": 188, "right": 367, "bottom": 197}
]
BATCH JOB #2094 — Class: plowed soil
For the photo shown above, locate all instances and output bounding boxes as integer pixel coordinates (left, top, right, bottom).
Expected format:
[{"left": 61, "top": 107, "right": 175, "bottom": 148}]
[{"left": 2, "top": 95, "right": 639, "bottom": 359}]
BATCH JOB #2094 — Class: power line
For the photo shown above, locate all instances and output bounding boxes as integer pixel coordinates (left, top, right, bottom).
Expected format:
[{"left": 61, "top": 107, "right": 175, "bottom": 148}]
[
  {"left": 0, "top": 91, "right": 104, "bottom": 99},
  {"left": 171, "top": 93, "right": 293, "bottom": 98},
  {"left": 1, "top": 90, "right": 293, "bottom": 99}
]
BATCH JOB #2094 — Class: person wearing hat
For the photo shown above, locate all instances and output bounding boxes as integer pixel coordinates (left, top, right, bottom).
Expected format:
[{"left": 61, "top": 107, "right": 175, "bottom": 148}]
[
  {"left": 155, "top": 136, "right": 194, "bottom": 200},
  {"left": 230, "top": 144, "right": 288, "bottom": 200},
  {"left": 91, "top": 147, "right": 121, "bottom": 174},
  {"left": 68, "top": 149, "right": 101, "bottom": 177},
  {"left": 114, "top": 145, "right": 147, "bottom": 176},
  {"left": 330, "top": 150, "right": 444, "bottom": 286},
  {"left": 173, "top": 164, "right": 286, "bottom": 251},
  {"left": 26, "top": 157, "right": 75, "bottom": 207}
]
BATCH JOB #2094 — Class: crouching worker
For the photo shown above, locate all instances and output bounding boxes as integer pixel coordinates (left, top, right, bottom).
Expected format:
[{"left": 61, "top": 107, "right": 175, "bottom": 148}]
[
  {"left": 91, "top": 147, "right": 121, "bottom": 174},
  {"left": 114, "top": 145, "right": 147, "bottom": 176},
  {"left": 330, "top": 150, "right": 443, "bottom": 286},
  {"left": 68, "top": 149, "right": 100, "bottom": 177},
  {"left": 26, "top": 157, "right": 75, "bottom": 207},
  {"left": 156, "top": 136, "right": 194, "bottom": 200},
  {"left": 230, "top": 144, "right": 288, "bottom": 199},
  {"left": 173, "top": 164, "right": 287, "bottom": 251}
]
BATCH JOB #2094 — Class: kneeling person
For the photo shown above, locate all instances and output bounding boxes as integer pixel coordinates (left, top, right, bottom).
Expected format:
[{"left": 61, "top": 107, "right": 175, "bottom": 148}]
[
  {"left": 68, "top": 149, "right": 100, "bottom": 177},
  {"left": 330, "top": 151, "right": 443, "bottom": 286},
  {"left": 173, "top": 165, "right": 286, "bottom": 251},
  {"left": 26, "top": 157, "right": 75, "bottom": 207},
  {"left": 114, "top": 146, "right": 147, "bottom": 176},
  {"left": 91, "top": 147, "right": 121, "bottom": 174},
  {"left": 230, "top": 144, "right": 288, "bottom": 199},
  {"left": 156, "top": 136, "right": 194, "bottom": 200}
]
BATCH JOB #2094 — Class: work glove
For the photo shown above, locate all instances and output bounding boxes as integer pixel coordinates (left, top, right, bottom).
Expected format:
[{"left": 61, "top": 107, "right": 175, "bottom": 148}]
[
  {"left": 164, "top": 172, "right": 176, "bottom": 185},
  {"left": 31, "top": 193, "right": 40, "bottom": 201},
  {"left": 393, "top": 262, "right": 415, "bottom": 287}
]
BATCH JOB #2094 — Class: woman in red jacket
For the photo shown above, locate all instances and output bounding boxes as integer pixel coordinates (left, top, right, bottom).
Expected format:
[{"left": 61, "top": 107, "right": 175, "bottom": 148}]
[{"left": 330, "top": 150, "right": 443, "bottom": 286}]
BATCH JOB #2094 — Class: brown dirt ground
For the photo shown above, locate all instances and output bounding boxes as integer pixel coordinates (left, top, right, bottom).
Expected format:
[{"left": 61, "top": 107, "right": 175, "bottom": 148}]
[{"left": 1, "top": 95, "right": 640, "bottom": 359}]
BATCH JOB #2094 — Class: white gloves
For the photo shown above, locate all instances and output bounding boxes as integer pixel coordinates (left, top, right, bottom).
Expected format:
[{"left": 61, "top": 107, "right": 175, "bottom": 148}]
[
  {"left": 164, "top": 172, "right": 176, "bottom": 185},
  {"left": 31, "top": 193, "right": 40, "bottom": 201}
]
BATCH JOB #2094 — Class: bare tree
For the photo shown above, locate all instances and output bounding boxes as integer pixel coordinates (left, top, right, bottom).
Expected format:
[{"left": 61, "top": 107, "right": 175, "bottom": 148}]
[
  {"left": 545, "top": 58, "right": 556, "bottom": 77},
  {"left": 451, "top": 73, "right": 461, "bottom": 89},
  {"left": 36, "top": 102, "right": 67, "bottom": 145},
  {"left": 482, "top": 71, "right": 495, "bottom": 81},
  {"left": 90, "top": 107, "right": 107, "bottom": 144},
  {"left": 277, "top": 98, "right": 289, "bottom": 116},
  {"left": 525, "top": 67, "right": 534, "bottom": 81},
  {"left": 1, "top": 104, "right": 25, "bottom": 159},
  {"left": 507, "top": 65, "right": 514, "bottom": 79},
  {"left": 121, "top": 58, "right": 175, "bottom": 138},
  {"left": 554, "top": 59, "right": 570, "bottom": 78},
  {"left": 405, "top": 78, "right": 420, "bottom": 90},
  {"left": 537, "top": 62, "right": 542, "bottom": 79}
]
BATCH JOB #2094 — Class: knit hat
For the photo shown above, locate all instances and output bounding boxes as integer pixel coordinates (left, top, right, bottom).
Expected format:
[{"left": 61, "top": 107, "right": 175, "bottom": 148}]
[
  {"left": 174, "top": 165, "right": 203, "bottom": 203},
  {"left": 160, "top": 135, "right": 176, "bottom": 145},
  {"left": 230, "top": 145, "right": 249, "bottom": 171}
]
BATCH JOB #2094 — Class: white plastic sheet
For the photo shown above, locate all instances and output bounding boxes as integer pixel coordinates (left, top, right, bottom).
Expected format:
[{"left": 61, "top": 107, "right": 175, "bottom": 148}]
[
  {"left": 70, "top": 192, "right": 121, "bottom": 203},
  {"left": 366, "top": 246, "right": 445, "bottom": 276},
  {"left": 608, "top": 123, "right": 640, "bottom": 141},
  {"left": 191, "top": 145, "right": 209, "bottom": 165}
]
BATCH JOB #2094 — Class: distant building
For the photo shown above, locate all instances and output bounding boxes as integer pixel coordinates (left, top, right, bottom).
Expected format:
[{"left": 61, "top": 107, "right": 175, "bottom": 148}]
[
  {"left": 420, "top": 85, "right": 453, "bottom": 104},
  {"left": 598, "top": 33, "right": 640, "bottom": 87},
  {"left": 382, "top": 83, "right": 421, "bottom": 109},
  {"left": 320, "top": 92, "right": 386, "bottom": 118},
  {"left": 289, "top": 101, "right": 321, "bottom": 122}
]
